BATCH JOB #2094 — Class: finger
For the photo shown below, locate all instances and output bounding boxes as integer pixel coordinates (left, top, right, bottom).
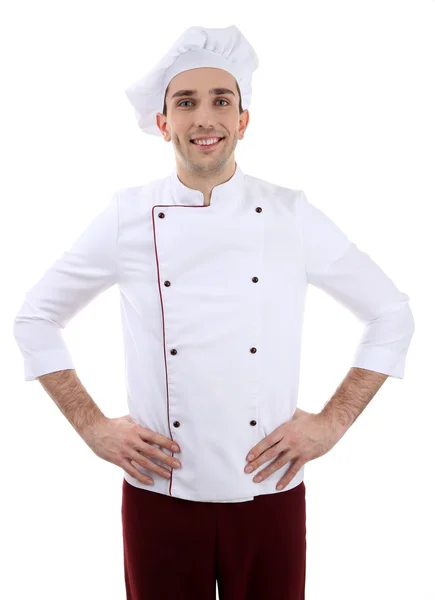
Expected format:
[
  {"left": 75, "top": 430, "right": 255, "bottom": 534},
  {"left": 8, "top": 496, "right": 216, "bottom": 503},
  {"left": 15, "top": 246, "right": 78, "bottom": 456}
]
[
  {"left": 245, "top": 443, "right": 283, "bottom": 473},
  {"left": 120, "top": 458, "right": 154, "bottom": 486},
  {"left": 135, "top": 440, "right": 181, "bottom": 470},
  {"left": 137, "top": 428, "right": 180, "bottom": 453},
  {"left": 276, "top": 459, "right": 305, "bottom": 490},
  {"left": 253, "top": 449, "right": 293, "bottom": 481},
  {"left": 246, "top": 431, "right": 283, "bottom": 462},
  {"left": 130, "top": 450, "right": 173, "bottom": 480}
]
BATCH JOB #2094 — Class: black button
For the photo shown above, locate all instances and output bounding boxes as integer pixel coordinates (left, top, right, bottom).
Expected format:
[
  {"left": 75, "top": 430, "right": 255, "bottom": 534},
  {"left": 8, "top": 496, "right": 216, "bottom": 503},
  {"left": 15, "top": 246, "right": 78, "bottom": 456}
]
[
  {"left": 164, "top": 281, "right": 171, "bottom": 287},
  {"left": 252, "top": 276, "right": 259, "bottom": 283},
  {"left": 250, "top": 420, "right": 257, "bottom": 426},
  {"left": 158, "top": 212, "right": 165, "bottom": 218},
  {"left": 250, "top": 347, "right": 257, "bottom": 353},
  {"left": 173, "top": 421, "right": 180, "bottom": 427},
  {"left": 255, "top": 207, "right": 262, "bottom": 213},
  {"left": 170, "top": 349, "right": 177, "bottom": 355}
]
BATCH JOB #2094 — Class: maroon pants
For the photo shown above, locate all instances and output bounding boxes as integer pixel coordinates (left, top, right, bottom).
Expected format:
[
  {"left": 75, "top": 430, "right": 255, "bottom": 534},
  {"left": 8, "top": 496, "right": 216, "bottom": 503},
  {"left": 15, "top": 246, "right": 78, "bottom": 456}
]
[{"left": 122, "top": 478, "right": 306, "bottom": 600}]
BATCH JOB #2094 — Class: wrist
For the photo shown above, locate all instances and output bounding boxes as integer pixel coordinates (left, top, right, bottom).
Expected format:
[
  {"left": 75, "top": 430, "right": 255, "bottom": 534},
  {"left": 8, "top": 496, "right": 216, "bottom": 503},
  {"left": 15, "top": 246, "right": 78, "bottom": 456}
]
[
  {"left": 316, "top": 410, "right": 349, "bottom": 444},
  {"left": 78, "top": 410, "right": 108, "bottom": 442}
]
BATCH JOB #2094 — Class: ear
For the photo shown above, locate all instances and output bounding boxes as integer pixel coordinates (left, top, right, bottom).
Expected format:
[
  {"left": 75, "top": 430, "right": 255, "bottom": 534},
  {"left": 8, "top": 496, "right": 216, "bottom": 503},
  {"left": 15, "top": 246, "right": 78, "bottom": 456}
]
[
  {"left": 238, "top": 109, "right": 250, "bottom": 139},
  {"left": 156, "top": 113, "right": 171, "bottom": 141}
]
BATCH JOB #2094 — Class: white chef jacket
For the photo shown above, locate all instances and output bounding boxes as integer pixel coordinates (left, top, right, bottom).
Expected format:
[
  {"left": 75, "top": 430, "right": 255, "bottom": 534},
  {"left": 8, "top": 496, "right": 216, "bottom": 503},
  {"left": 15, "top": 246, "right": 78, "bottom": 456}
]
[{"left": 13, "top": 162, "right": 415, "bottom": 503}]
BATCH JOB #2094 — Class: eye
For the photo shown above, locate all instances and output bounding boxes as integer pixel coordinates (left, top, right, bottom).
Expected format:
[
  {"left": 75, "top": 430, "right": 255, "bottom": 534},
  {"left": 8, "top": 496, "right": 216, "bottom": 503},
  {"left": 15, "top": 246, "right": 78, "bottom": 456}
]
[{"left": 177, "top": 98, "right": 230, "bottom": 107}]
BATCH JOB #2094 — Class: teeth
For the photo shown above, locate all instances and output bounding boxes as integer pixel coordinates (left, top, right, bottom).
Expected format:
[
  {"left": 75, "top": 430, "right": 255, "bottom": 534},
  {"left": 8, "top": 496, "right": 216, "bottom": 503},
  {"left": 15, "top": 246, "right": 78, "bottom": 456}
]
[{"left": 192, "top": 137, "right": 221, "bottom": 145}]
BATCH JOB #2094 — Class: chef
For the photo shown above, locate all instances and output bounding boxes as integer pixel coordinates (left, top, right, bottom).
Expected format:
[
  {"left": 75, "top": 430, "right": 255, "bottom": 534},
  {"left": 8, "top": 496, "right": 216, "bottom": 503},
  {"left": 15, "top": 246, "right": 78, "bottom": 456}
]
[{"left": 13, "top": 24, "right": 415, "bottom": 600}]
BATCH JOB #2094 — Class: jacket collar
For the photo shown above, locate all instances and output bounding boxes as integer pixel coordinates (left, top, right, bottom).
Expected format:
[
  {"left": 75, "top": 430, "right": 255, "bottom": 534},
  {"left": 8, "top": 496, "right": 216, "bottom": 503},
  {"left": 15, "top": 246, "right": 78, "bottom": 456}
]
[{"left": 169, "top": 162, "right": 245, "bottom": 212}]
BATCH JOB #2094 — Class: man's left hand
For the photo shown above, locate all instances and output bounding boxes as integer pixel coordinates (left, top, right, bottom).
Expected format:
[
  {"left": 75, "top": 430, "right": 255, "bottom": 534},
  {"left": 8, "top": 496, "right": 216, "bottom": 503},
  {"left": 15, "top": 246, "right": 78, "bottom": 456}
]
[{"left": 244, "top": 408, "right": 343, "bottom": 490}]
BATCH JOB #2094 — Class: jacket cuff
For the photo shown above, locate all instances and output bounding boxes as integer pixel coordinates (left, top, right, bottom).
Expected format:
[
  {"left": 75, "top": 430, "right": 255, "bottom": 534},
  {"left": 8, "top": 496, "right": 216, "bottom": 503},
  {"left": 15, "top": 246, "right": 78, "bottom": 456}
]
[
  {"left": 351, "top": 345, "right": 409, "bottom": 379},
  {"left": 23, "top": 349, "right": 75, "bottom": 382}
]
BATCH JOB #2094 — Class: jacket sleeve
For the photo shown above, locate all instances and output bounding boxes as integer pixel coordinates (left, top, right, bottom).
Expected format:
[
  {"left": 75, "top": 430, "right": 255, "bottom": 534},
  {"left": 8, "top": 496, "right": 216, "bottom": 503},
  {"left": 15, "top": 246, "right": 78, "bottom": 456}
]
[
  {"left": 295, "top": 190, "right": 415, "bottom": 379},
  {"left": 13, "top": 192, "right": 120, "bottom": 381}
]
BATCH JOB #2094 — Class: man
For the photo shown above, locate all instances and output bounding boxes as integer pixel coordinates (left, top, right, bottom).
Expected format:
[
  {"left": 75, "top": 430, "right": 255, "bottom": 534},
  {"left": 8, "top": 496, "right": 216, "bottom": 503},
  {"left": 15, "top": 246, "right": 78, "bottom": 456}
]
[{"left": 13, "top": 25, "right": 415, "bottom": 600}]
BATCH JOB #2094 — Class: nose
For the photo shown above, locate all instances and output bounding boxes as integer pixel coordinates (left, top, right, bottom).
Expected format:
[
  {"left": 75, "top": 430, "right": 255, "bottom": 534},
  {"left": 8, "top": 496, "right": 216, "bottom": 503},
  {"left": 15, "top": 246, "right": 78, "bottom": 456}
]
[{"left": 192, "top": 106, "right": 219, "bottom": 130}]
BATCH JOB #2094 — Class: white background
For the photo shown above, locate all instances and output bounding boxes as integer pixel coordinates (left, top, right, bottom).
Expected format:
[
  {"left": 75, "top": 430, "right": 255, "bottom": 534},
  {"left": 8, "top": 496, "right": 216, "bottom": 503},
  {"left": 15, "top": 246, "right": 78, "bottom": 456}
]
[{"left": 2, "top": 1, "right": 434, "bottom": 598}]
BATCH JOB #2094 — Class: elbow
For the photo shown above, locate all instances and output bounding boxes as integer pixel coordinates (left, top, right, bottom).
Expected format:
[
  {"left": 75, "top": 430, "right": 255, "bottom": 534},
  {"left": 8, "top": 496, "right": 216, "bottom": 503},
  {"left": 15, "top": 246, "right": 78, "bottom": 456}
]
[
  {"left": 362, "top": 299, "right": 415, "bottom": 348},
  {"left": 380, "top": 301, "right": 415, "bottom": 346},
  {"left": 392, "top": 300, "right": 415, "bottom": 340},
  {"left": 403, "top": 305, "right": 415, "bottom": 344}
]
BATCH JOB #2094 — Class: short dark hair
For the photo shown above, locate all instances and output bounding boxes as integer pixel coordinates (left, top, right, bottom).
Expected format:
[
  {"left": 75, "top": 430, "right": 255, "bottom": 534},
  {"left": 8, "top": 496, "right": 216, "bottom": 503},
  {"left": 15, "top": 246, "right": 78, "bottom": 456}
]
[{"left": 162, "top": 80, "right": 244, "bottom": 116}]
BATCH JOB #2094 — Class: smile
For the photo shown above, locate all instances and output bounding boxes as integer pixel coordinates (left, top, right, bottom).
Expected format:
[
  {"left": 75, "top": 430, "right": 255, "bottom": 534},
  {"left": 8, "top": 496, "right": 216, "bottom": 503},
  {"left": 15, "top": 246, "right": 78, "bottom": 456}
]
[{"left": 190, "top": 137, "right": 224, "bottom": 150}]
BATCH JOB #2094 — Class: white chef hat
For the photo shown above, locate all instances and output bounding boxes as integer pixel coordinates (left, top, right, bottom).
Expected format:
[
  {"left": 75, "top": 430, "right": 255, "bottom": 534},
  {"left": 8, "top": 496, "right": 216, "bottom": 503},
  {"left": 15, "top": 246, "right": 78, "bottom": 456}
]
[{"left": 124, "top": 25, "right": 259, "bottom": 137}]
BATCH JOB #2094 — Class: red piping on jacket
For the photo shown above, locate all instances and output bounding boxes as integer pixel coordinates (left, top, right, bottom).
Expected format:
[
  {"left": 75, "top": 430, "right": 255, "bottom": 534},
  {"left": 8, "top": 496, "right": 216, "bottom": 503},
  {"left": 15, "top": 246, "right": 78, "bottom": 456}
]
[{"left": 151, "top": 203, "right": 209, "bottom": 495}]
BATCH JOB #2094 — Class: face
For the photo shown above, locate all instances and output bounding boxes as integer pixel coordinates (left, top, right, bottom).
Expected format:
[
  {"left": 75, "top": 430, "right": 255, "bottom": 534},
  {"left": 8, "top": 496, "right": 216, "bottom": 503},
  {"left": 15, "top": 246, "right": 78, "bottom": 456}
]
[{"left": 156, "top": 67, "right": 249, "bottom": 177}]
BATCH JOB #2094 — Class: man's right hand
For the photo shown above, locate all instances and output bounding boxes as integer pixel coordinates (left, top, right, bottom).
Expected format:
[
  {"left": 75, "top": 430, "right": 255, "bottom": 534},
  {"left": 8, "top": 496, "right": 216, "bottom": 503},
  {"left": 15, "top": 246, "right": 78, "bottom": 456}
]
[{"left": 81, "top": 414, "right": 182, "bottom": 486}]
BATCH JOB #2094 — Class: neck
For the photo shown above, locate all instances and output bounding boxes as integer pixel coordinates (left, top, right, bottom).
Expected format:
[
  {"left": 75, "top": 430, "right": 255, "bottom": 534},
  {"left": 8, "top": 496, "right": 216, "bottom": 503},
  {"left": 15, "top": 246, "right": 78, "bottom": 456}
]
[{"left": 175, "top": 160, "right": 236, "bottom": 206}]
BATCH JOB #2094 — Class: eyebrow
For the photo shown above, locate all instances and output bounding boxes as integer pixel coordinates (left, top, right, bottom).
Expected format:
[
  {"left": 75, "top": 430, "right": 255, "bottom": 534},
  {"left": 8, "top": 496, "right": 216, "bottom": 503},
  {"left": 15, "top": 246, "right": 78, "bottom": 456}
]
[{"left": 171, "top": 88, "right": 236, "bottom": 101}]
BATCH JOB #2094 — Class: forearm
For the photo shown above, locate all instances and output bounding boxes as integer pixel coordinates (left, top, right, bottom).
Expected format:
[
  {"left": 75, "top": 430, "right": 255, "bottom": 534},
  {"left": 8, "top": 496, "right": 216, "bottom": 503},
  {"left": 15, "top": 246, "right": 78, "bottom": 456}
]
[
  {"left": 319, "top": 366, "right": 389, "bottom": 439},
  {"left": 37, "top": 369, "right": 107, "bottom": 440}
]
